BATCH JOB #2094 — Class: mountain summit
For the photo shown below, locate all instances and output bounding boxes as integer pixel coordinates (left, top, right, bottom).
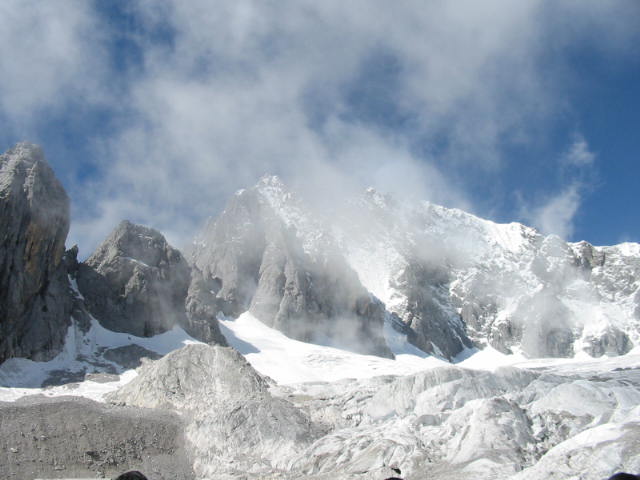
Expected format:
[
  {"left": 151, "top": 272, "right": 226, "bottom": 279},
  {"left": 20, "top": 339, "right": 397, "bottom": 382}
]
[
  {"left": 191, "top": 175, "right": 639, "bottom": 361},
  {"left": 189, "top": 176, "right": 393, "bottom": 358}
]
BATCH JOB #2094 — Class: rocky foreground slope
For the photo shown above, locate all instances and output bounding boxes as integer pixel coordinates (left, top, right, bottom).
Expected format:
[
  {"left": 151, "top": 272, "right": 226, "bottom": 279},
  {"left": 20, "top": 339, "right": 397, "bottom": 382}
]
[
  {"left": 107, "top": 341, "right": 640, "bottom": 480},
  {"left": 0, "top": 395, "right": 194, "bottom": 479}
]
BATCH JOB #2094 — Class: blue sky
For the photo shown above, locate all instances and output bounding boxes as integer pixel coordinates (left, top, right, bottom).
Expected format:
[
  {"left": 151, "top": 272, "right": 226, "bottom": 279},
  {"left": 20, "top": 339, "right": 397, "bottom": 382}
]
[{"left": 0, "top": 1, "right": 638, "bottom": 253}]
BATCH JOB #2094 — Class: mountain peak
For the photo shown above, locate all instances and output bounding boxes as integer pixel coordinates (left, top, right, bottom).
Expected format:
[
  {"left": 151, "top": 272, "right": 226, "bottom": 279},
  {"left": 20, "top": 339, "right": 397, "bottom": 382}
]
[
  {"left": 255, "top": 175, "right": 288, "bottom": 192},
  {"left": 3, "top": 142, "right": 45, "bottom": 165}
]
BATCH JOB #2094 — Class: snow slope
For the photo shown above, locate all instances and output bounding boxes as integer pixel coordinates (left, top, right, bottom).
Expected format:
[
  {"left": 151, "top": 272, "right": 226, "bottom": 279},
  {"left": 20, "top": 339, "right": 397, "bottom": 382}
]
[
  {"left": 0, "top": 317, "right": 202, "bottom": 402},
  {"left": 219, "top": 312, "right": 449, "bottom": 384}
]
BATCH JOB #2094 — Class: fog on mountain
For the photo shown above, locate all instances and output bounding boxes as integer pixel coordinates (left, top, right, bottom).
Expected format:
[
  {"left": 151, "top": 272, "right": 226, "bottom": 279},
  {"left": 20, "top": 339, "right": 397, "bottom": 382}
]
[{"left": 1, "top": 144, "right": 639, "bottom": 479}]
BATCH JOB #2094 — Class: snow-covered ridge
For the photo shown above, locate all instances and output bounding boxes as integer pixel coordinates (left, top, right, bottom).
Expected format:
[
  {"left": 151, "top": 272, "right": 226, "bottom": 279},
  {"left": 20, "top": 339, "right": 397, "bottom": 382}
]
[{"left": 243, "top": 176, "right": 640, "bottom": 361}]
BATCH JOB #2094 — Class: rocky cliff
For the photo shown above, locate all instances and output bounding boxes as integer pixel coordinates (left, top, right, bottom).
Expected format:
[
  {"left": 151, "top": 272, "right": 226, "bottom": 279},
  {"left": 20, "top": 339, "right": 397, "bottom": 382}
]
[
  {"left": 2, "top": 143, "right": 638, "bottom": 366},
  {"left": 0, "top": 143, "right": 226, "bottom": 366},
  {"left": 0, "top": 143, "right": 72, "bottom": 363},
  {"left": 77, "top": 220, "right": 226, "bottom": 344}
]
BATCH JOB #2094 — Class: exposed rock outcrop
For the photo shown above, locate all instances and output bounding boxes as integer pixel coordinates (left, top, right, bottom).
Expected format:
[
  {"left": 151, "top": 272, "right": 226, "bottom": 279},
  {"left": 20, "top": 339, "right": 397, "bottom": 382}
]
[
  {"left": 77, "top": 221, "right": 226, "bottom": 344},
  {"left": 393, "top": 261, "right": 473, "bottom": 359},
  {"left": 190, "top": 178, "right": 393, "bottom": 358},
  {"left": 0, "top": 143, "right": 72, "bottom": 363},
  {"left": 109, "top": 344, "right": 323, "bottom": 478}
]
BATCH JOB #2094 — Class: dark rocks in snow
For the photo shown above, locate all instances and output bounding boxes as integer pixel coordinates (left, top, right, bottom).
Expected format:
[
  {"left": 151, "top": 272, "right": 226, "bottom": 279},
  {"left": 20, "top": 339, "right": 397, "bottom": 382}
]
[
  {"left": 0, "top": 143, "right": 73, "bottom": 363},
  {"left": 394, "top": 261, "right": 473, "bottom": 360},
  {"left": 103, "top": 344, "right": 162, "bottom": 370},
  {"left": 582, "top": 326, "right": 632, "bottom": 358}
]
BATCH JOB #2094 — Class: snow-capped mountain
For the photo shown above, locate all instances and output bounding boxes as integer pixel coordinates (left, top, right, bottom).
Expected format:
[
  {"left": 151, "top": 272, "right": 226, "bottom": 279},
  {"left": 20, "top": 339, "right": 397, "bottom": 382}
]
[
  {"left": 2, "top": 144, "right": 640, "bottom": 480},
  {"left": 191, "top": 174, "right": 640, "bottom": 361},
  {"left": 188, "top": 176, "right": 392, "bottom": 358}
]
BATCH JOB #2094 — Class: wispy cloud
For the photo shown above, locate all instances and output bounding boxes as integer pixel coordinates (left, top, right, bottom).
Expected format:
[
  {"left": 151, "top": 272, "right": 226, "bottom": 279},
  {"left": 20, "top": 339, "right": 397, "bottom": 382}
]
[
  {"left": 521, "top": 133, "right": 597, "bottom": 239},
  {"left": 563, "top": 134, "right": 596, "bottom": 167},
  {"left": 526, "top": 185, "right": 582, "bottom": 240},
  {"left": 0, "top": 1, "right": 106, "bottom": 128}
]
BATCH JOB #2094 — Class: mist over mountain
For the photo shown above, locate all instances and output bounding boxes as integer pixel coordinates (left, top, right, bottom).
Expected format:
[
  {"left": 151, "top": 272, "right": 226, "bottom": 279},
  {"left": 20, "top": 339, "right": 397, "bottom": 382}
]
[
  {"left": 1, "top": 144, "right": 640, "bottom": 480},
  {"left": 188, "top": 173, "right": 639, "bottom": 362}
]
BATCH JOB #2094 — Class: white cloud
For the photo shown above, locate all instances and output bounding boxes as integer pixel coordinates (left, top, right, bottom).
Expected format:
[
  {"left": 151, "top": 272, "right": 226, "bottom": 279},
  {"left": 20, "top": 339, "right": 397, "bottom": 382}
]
[
  {"left": 563, "top": 134, "right": 596, "bottom": 167},
  {"left": 76, "top": 0, "right": 550, "bottom": 249},
  {"left": 525, "top": 185, "right": 582, "bottom": 240},
  {"left": 1, "top": 1, "right": 638, "bottom": 252},
  {"left": 0, "top": 1, "right": 106, "bottom": 128}
]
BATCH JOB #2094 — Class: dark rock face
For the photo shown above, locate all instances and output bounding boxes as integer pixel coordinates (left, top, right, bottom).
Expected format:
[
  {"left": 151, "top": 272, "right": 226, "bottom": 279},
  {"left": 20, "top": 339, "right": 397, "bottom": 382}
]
[
  {"left": 77, "top": 221, "right": 226, "bottom": 344},
  {"left": 190, "top": 186, "right": 393, "bottom": 358},
  {"left": 189, "top": 190, "right": 266, "bottom": 316},
  {"left": 0, "top": 143, "right": 72, "bottom": 363},
  {"left": 103, "top": 344, "right": 162, "bottom": 369},
  {"left": 251, "top": 234, "right": 391, "bottom": 358},
  {"left": 394, "top": 262, "right": 473, "bottom": 360},
  {"left": 77, "top": 220, "right": 191, "bottom": 336}
]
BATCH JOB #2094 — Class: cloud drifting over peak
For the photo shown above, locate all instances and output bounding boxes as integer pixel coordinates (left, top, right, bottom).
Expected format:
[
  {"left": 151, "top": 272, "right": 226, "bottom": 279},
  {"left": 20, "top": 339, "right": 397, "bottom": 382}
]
[{"left": 1, "top": 1, "right": 638, "bottom": 251}]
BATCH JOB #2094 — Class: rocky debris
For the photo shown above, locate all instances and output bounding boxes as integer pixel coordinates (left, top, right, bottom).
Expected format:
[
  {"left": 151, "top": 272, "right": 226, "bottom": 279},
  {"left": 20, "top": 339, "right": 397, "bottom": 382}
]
[
  {"left": 103, "top": 344, "right": 162, "bottom": 370},
  {"left": 109, "top": 343, "right": 323, "bottom": 478},
  {"left": 76, "top": 220, "right": 226, "bottom": 345},
  {"left": 0, "top": 395, "right": 194, "bottom": 480},
  {"left": 190, "top": 179, "right": 393, "bottom": 358},
  {"left": 0, "top": 143, "right": 73, "bottom": 364}
]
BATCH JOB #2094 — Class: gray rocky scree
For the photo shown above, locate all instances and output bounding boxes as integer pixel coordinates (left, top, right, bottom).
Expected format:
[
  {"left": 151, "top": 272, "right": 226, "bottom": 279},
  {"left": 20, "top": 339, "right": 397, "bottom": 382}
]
[
  {"left": 189, "top": 184, "right": 393, "bottom": 358},
  {"left": 0, "top": 395, "right": 194, "bottom": 480},
  {"left": 77, "top": 220, "right": 226, "bottom": 344},
  {"left": 0, "top": 143, "right": 72, "bottom": 363}
]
